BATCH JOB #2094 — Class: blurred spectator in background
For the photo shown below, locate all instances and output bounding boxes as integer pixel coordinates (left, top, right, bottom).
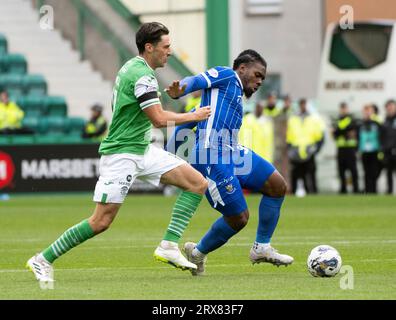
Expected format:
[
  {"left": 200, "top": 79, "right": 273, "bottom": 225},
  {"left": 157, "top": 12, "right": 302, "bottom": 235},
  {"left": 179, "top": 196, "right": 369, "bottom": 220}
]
[
  {"left": 183, "top": 90, "right": 201, "bottom": 113},
  {"left": 286, "top": 98, "right": 325, "bottom": 194},
  {"left": 332, "top": 102, "right": 359, "bottom": 194},
  {"left": 82, "top": 104, "right": 108, "bottom": 140},
  {"left": 381, "top": 99, "right": 396, "bottom": 194},
  {"left": 281, "top": 94, "right": 293, "bottom": 116},
  {"left": 264, "top": 92, "right": 282, "bottom": 118},
  {"left": 0, "top": 90, "right": 24, "bottom": 134},
  {"left": 371, "top": 103, "right": 382, "bottom": 123},
  {"left": 371, "top": 103, "right": 385, "bottom": 181},
  {"left": 358, "top": 104, "right": 382, "bottom": 194},
  {"left": 239, "top": 101, "right": 274, "bottom": 163}
]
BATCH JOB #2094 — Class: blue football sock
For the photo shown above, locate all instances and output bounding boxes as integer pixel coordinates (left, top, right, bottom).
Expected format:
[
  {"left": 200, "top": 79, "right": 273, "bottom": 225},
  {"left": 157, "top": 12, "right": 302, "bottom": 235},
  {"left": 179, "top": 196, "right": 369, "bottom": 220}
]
[
  {"left": 196, "top": 217, "right": 237, "bottom": 254},
  {"left": 256, "top": 196, "right": 284, "bottom": 244}
]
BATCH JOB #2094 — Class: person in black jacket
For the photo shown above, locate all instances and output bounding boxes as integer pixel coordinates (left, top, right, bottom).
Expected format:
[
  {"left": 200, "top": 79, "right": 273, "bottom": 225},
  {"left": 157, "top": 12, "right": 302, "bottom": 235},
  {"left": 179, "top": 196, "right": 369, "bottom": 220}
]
[
  {"left": 381, "top": 99, "right": 396, "bottom": 194},
  {"left": 358, "top": 104, "right": 382, "bottom": 194},
  {"left": 332, "top": 102, "right": 359, "bottom": 194}
]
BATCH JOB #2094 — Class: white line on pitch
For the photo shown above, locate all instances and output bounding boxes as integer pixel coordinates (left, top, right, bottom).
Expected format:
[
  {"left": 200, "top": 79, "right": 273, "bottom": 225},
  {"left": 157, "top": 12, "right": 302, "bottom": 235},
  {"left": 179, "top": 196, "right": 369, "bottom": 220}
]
[
  {"left": 2, "top": 258, "right": 396, "bottom": 274},
  {"left": 1, "top": 239, "right": 395, "bottom": 252},
  {"left": 1, "top": 235, "right": 395, "bottom": 243}
]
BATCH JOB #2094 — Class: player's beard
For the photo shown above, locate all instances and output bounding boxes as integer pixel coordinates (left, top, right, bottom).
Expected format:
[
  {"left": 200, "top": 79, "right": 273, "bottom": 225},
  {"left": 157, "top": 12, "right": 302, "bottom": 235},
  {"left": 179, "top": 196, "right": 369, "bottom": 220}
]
[{"left": 244, "top": 88, "right": 254, "bottom": 99}]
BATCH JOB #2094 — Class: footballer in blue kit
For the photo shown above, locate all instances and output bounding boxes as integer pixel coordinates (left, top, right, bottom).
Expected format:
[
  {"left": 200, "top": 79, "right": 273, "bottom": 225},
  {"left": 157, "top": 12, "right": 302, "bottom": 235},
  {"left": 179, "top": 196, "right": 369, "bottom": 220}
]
[{"left": 165, "top": 50, "right": 293, "bottom": 275}]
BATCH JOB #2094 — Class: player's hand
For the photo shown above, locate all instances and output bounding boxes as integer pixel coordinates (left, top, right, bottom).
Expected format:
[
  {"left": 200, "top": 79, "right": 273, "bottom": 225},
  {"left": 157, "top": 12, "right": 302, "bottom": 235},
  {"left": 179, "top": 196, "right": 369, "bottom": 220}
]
[
  {"left": 193, "top": 106, "right": 211, "bottom": 121},
  {"left": 165, "top": 81, "right": 187, "bottom": 99}
]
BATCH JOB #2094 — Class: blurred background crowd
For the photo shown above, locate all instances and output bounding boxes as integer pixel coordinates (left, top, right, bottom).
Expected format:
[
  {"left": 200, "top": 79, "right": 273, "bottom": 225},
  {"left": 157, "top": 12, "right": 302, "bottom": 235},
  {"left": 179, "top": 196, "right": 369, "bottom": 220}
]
[{"left": 179, "top": 92, "right": 396, "bottom": 196}]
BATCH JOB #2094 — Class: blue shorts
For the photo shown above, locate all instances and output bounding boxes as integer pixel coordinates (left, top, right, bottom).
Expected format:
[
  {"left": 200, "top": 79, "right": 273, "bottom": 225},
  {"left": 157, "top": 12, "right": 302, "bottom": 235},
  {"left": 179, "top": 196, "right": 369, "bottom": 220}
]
[{"left": 192, "top": 146, "right": 275, "bottom": 216}]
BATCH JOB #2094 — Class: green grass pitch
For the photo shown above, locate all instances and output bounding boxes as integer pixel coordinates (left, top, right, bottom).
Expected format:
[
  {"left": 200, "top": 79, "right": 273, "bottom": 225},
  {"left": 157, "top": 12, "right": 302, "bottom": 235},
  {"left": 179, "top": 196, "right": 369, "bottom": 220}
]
[{"left": 0, "top": 194, "right": 395, "bottom": 300}]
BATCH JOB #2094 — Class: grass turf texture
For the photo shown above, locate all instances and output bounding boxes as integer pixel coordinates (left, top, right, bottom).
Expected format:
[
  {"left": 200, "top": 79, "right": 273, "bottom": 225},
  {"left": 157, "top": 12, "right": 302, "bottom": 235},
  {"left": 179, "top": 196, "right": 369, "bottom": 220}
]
[{"left": 0, "top": 194, "right": 395, "bottom": 300}]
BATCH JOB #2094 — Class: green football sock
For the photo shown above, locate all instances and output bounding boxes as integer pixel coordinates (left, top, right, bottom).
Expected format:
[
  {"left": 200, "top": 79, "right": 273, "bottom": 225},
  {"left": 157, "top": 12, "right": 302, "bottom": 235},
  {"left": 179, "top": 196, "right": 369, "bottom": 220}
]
[
  {"left": 42, "top": 219, "right": 95, "bottom": 264},
  {"left": 163, "top": 191, "right": 203, "bottom": 243}
]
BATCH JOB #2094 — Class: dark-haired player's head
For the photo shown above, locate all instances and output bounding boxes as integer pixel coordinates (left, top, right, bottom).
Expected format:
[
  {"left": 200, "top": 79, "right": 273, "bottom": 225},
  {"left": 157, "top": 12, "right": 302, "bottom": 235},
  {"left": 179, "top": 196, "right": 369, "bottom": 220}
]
[
  {"left": 136, "top": 22, "right": 171, "bottom": 69},
  {"left": 233, "top": 49, "right": 267, "bottom": 98}
]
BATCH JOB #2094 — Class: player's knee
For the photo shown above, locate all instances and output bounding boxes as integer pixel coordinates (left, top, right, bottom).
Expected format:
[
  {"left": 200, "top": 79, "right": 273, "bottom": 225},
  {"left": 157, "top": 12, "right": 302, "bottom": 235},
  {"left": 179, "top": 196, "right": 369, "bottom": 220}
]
[
  {"left": 262, "top": 171, "right": 288, "bottom": 197},
  {"left": 237, "top": 213, "right": 249, "bottom": 230},
  {"left": 269, "top": 182, "right": 287, "bottom": 198},
  {"left": 274, "top": 175, "right": 288, "bottom": 197},
  {"left": 225, "top": 211, "right": 249, "bottom": 232}
]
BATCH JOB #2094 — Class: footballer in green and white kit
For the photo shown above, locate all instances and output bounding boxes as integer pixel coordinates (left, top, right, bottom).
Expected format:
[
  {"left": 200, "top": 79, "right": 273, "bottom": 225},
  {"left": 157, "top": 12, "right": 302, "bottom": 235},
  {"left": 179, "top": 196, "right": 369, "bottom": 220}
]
[
  {"left": 26, "top": 22, "right": 211, "bottom": 284},
  {"left": 94, "top": 56, "right": 186, "bottom": 204}
]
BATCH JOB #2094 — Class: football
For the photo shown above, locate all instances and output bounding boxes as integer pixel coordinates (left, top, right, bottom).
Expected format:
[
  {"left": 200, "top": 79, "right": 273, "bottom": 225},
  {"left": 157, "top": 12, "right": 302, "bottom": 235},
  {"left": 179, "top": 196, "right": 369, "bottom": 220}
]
[{"left": 307, "top": 245, "right": 342, "bottom": 277}]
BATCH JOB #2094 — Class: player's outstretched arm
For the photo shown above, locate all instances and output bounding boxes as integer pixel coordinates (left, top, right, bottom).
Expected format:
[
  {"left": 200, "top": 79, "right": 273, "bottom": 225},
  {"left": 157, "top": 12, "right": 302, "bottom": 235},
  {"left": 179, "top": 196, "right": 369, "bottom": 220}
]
[
  {"left": 165, "top": 74, "right": 209, "bottom": 99},
  {"left": 143, "top": 104, "right": 210, "bottom": 128}
]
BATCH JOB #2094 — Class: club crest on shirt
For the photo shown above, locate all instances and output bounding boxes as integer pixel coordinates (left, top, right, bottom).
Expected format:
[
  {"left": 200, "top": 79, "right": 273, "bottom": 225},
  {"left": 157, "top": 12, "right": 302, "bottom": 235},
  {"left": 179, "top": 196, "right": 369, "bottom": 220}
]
[{"left": 225, "top": 183, "right": 235, "bottom": 195}]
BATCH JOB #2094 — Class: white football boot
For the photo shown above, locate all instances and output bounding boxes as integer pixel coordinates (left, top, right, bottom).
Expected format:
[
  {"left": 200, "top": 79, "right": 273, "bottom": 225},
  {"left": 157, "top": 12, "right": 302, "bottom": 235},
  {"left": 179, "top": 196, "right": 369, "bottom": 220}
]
[
  {"left": 183, "top": 242, "right": 207, "bottom": 276},
  {"left": 26, "top": 254, "right": 54, "bottom": 283},
  {"left": 154, "top": 240, "right": 197, "bottom": 271},
  {"left": 249, "top": 243, "right": 294, "bottom": 267}
]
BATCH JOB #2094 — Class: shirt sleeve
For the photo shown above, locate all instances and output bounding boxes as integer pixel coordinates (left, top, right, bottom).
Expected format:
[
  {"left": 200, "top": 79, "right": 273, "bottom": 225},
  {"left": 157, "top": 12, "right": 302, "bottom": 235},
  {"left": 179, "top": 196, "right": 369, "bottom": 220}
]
[
  {"left": 179, "top": 74, "right": 209, "bottom": 96},
  {"left": 179, "top": 67, "right": 235, "bottom": 96},
  {"left": 201, "top": 67, "right": 235, "bottom": 88},
  {"left": 134, "top": 75, "right": 161, "bottom": 110}
]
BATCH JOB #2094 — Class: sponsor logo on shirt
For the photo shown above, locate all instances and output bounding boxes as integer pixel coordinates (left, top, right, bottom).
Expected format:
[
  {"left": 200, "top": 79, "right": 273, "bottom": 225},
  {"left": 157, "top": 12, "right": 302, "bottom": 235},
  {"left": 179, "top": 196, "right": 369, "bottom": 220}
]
[{"left": 120, "top": 186, "right": 129, "bottom": 196}]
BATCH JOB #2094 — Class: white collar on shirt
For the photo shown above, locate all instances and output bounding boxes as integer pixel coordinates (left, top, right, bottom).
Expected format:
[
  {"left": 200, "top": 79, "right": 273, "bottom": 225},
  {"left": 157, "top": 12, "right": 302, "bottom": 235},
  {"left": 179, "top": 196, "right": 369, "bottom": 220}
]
[{"left": 233, "top": 70, "right": 244, "bottom": 90}]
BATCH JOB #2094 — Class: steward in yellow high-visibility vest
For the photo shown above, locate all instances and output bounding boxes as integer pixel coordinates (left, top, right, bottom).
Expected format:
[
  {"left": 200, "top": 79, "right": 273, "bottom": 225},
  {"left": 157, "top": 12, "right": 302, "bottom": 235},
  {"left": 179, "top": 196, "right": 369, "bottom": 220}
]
[
  {"left": 82, "top": 104, "right": 108, "bottom": 141},
  {"left": 332, "top": 102, "right": 359, "bottom": 194},
  {"left": 239, "top": 102, "right": 274, "bottom": 162},
  {"left": 281, "top": 94, "right": 294, "bottom": 117},
  {"left": 0, "top": 91, "right": 24, "bottom": 131},
  {"left": 263, "top": 92, "right": 282, "bottom": 118},
  {"left": 263, "top": 105, "right": 282, "bottom": 118},
  {"left": 184, "top": 91, "right": 201, "bottom": 113},
  {"left": 286, "top": 98, "right": 325, "bottom": 194}
]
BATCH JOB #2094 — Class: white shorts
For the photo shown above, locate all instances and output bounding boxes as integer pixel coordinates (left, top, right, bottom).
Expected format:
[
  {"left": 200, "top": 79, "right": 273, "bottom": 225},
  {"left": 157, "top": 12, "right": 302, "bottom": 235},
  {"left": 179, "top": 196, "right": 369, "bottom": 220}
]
[{"left": 93, "top": 144, "right": 186, "bottom": 204}]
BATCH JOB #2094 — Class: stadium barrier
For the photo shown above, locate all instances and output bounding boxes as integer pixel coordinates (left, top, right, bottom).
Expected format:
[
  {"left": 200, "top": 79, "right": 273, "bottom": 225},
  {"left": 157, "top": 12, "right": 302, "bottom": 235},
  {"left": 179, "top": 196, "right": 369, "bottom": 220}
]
[{"left": 0, "top": 144, "right": 163, "bottom": 193}]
